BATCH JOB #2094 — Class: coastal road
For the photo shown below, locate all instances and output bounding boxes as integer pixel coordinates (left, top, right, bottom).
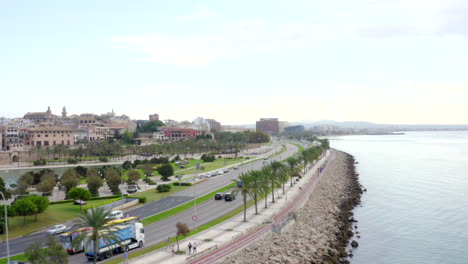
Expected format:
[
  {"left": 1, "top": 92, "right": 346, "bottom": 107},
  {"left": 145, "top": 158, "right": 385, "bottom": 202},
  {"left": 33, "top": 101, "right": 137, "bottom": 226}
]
[{"left": 0, "top": 142, "right": 300, "bottom": 260}]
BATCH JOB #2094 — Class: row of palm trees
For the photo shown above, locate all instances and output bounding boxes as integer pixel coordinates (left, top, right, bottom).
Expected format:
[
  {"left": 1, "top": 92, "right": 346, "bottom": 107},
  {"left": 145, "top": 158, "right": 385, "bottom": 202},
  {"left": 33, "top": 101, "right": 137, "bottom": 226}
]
[{"left": 232, "top": 144, "right": 328, "bottom": 222}]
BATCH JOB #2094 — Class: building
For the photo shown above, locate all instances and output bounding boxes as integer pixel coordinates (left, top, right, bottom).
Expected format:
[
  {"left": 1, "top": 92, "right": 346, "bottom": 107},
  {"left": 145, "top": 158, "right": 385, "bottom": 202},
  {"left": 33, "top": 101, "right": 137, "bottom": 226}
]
[
  {"left": 27, "top": 126, "right": 75, "bottom": 147},
  {"left": 256, "top": 118, "right": 280, "bottom": 134},
  {"left": 284, "top": 125, "right": 305, "bottom": 133},
  {"left": 149, "top": 113, "right": 159, "bottom": 121},
  {"left": 206, "top": 119, "right": 222, "bottom": 132},
  {"left": 23, "top": 106, "right": 58, "bottom": 123},
  {"left": 160, "top": 127, "right": 199, "bottom": 140}
]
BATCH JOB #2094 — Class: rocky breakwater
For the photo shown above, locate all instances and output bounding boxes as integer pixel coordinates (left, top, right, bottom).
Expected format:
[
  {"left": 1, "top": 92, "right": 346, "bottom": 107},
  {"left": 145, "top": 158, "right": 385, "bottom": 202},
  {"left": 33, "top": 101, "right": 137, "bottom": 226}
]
[{"left": 220, "top": 150, "right": 363, "bottom": 264}]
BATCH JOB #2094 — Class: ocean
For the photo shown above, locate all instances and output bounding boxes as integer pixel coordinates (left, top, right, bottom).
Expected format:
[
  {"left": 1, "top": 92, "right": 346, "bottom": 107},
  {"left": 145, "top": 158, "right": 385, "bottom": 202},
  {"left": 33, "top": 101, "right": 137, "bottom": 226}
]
[{"left": 330, "top": 131, "right": 468, "bottom": 264}]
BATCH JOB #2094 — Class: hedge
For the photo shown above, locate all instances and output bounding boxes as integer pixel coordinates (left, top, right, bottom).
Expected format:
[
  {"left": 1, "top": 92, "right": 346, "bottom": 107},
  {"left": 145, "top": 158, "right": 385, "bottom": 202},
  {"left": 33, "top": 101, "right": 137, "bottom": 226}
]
[
  {"left": 83, "top": 197, "right": 121, "bottom": 211},
  {"left": 172, "top": 182, "right": 192, "bottom": 187},
  {"left": 49, "top": 194, "right": 128, "bottom": 205}
]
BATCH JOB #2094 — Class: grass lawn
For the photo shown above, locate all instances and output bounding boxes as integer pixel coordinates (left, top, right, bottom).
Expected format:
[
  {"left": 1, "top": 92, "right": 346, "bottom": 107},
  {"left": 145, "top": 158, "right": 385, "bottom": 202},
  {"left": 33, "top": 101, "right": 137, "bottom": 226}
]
[
  {"left": 129, "top": 185, "right": 190, "bottom": 203},
  {"left": 181, "top": 158, "right": 245, "bottom": 175},
  {"left": 0, "top": 198, "right": 118, "bottom": 241}
]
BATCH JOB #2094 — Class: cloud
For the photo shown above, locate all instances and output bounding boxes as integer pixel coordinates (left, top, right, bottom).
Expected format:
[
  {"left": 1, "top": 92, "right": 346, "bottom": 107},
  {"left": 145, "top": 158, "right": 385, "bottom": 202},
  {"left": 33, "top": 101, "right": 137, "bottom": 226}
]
[
  {"left": 177, "top": 8, "right": 217, "bottom": 20},
  {"left": 113, "top": 20, "right": 342, "bottom": 67}
]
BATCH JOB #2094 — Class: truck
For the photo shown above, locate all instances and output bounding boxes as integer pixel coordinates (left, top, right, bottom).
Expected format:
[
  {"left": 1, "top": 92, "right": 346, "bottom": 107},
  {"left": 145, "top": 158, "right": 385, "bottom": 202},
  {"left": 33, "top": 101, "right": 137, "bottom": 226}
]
[
  {"left": 84, "top": 222, "right": 144, "bottom": 261},
  {"left": 60, "top": 216, "right": 138, "bottom": 254}
]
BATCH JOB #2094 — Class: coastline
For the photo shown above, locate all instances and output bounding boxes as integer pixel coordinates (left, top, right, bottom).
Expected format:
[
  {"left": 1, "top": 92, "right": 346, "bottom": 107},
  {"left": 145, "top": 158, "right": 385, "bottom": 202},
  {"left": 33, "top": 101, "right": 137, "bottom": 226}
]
[{"left": 220, "top": 150, "right": 363, "bottom": 264}]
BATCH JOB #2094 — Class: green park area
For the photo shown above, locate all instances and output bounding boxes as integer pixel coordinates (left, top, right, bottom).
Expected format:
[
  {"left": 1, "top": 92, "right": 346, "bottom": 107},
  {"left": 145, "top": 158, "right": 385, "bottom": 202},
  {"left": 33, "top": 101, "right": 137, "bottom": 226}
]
[
  {"left": 0, "top": 197, "right": 119, "bottom": 241},
  {"left": 180, "top": 157, "right": 245, "bottom": 175}
]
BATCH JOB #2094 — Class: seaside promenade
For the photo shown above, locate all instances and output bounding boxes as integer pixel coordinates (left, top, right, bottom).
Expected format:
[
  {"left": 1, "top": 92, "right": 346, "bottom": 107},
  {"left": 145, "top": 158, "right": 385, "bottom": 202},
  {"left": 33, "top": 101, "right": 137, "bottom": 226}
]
[{"left": 127, "top": 150, "right": 331, "bottom": 264}]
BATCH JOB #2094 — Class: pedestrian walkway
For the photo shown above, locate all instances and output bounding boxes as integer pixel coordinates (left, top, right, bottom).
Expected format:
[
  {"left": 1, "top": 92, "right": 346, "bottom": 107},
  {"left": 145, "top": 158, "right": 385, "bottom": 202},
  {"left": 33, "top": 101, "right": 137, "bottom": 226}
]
[{"left": 130, "top": 150, "right": 331, "bottom": 264}]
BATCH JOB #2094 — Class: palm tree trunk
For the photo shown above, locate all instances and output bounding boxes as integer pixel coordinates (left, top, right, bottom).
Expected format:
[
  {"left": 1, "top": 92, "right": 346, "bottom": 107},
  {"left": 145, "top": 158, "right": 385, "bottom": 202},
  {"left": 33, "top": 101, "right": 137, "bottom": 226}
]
[
  {"left": 254, "top": 193, "right": 258, "bottom": 214},
  {"left": 282, "top": 183, "right": 285, "bottom": 194},
  {"left": 93, "top": 238, "right": 98, "bottom": 264},
  {"left": 271, "top": 182, "right": 275, "bottom": 203},
  {"left": 243, "top": 194, "right": 247, "bottom": 222},
  {"left": 264, "top": 193, "right": 268, "bottom": 208}
]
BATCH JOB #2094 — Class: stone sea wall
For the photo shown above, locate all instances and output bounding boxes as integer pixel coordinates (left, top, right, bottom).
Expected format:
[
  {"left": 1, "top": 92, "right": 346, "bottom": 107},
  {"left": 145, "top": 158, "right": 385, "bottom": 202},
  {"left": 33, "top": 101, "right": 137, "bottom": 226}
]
[{"left": 220, "top": 150, "right": 363, "bottom": 264}]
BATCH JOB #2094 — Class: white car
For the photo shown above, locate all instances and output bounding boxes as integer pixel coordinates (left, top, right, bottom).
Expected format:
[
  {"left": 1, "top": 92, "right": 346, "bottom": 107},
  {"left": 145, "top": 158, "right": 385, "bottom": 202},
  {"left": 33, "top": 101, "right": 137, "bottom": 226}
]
[
  {"left": 106, "top": 210, "right": 124, "bottom": 220},
  {"left": 47, "top": 224, "right": 67, "bottom": 235}
]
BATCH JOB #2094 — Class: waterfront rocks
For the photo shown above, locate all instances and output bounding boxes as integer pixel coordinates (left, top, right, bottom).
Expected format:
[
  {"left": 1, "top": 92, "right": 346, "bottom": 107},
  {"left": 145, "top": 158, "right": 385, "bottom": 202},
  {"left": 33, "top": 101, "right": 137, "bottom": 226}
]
[
  {"left": 351, "top": 240, "right": 359, "bottom": 248},
  {"left": 220, "top": 150, "right": 362, "bottom": 264}
]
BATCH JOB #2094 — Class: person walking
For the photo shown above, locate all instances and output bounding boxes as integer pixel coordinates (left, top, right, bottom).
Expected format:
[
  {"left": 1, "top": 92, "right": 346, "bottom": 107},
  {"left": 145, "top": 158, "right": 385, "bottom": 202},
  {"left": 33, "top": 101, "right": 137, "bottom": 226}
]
[
  {"left": 166, "top": 237, "right": 171, "bottom": 251},
  {"left": 188, "top": 241, "right": 192, "bottom": 254},
  {"left": 123, "top": 250, "right": 129, "bottom": 264},
  {"left": 193, "top": 242, "right": 197, "bottom": 253}
]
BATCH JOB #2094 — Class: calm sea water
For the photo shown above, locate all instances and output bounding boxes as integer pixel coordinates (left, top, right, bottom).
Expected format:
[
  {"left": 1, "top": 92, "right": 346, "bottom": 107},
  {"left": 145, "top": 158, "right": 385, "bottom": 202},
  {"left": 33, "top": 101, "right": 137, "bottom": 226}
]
[{"left": 330, "top": 131, "right": 468, "bottom": 264}]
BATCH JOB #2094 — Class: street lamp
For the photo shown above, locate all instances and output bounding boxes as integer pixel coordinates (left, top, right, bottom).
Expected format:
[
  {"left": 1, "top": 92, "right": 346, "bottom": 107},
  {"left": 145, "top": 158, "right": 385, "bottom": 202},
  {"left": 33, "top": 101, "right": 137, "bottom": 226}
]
[
  {"left": 0, "top": 191, "right": 10, "bottom": 263},
  {"left": 193, "top": 162, "right": 200, "bottom": 229}
]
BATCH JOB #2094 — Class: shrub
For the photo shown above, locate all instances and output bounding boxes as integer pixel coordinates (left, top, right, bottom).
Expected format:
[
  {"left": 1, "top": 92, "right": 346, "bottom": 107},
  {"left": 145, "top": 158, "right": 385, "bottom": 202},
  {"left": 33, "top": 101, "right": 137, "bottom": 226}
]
[
  {"left": 156, "top": 184, "right": 172, "bottom": 193},
  {"left": 99, "top": 157, "right": 109, "bottom": 162},
  {"left": 157, "top": 164, "right": 174, "bottom": 181},
  {"left": 67, "top": 158, "right": 78, "bottom": 164},
  {"left": 201, "top": 154, "right": 215, "bottom": 162},
  {"left": 144, "top": 178, "right": 157, "bottom": 185},
  {"left": 172, "top": 182, "right": 192, "bottom": 187},
  {"left": 33, "top": 159, "right": 47, "bottom": 166},
  {"left": 137, "top": 197, "right": 147, "bottom": 203}
]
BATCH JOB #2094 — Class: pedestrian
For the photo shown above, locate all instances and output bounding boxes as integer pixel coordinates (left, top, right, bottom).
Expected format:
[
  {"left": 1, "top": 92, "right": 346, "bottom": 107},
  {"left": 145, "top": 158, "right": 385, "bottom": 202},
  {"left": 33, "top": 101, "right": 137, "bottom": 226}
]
[
  {"left": 166, "top": 237, "right": 171, "bottom": 251},
  {"left": 123, "top": 250, "right": 129, "bottom": 264},
  {"left": 193, "top": 242, "right": 197, "bottom": 253},
  {"left": 188, "top": 241, "right": 192, "bottom": 254}
]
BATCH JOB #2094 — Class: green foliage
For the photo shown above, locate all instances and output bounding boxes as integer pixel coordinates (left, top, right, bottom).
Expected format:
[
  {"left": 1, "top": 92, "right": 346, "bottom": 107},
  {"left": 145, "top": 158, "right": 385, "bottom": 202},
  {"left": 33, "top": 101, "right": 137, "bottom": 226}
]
[
  {"left": 86, "top": 168, "right": 103, "bottom": 197},
  {"left": 33, "top": 159, "right": 47, "bottom": 166},
  {"left": 156, "top": 184, "right": 172, "bottom": 193},
  {"left": 15, "top": 172, "right": 34, "bottom": 195},
  {"left": 157, "top": 163, "right": 174, "bottom": 180},
  {"left": 0, "top": 205, "right": 16, "bottom": 234},
  {"left": 14, "top": 197, "right": 37, "bottom": 224},
  {"left": 75, "top": 166, "right": 88, "bottom": 177},
  {"left": 122, "top": 161, "right": 132, "bottom": 170},
  {"left": 0, "top": 177, "right": 11, "bottom": 199},
  {"left": 68, "top": 187, "right": 91, "bottom": 201},
  {"left": 138, "top": 120, "right": 165, "bottom": 133},
  {"left": 36, "top": 171, "right": 56, "bottom": 195},
  {"left": 247, "top": 131, "right": 270, "bottom": 143},
  {"left": 99, "top": 157, "right": 109, "bottom": 162},
  {"left": 137, "top": 197, "right": 147, "bottom": 203},
  {"left": 82, "top": 197, "right": 121, "bottom": 211},
  {"left": 29, "top": 195, "right": 50, "bottom": 221},
  {"left": 201, "top": 154, "right": 216, "bottom": 162},
  {"left": 67, "top": 158, "right": 78, "bottom": 164},
  {"left": 138, "top": 163, "right": 154, "bottom": 176},
  {"left": 121, "top": 131, "right": 135, "bottom": 144},
  {"left": 60, "top": 168, "right": 81, "bottom": 198},
  {"left": 144, "top": 178, "right": 157, "bottom": 185},
  {"left": 25, "top": 241, "right": 46, "bottom": 264},
  {"left": 127, "top": 169, "right": 141, "bottom": 185},
  {"left": 25, "top": 235, "right": 69, "bottom": 264},
  {"left": 105, "top": 167, "right": 122, "bottom": 195},
  {"left": 172, "top": 182, "right": 192, "bottom": 187}
]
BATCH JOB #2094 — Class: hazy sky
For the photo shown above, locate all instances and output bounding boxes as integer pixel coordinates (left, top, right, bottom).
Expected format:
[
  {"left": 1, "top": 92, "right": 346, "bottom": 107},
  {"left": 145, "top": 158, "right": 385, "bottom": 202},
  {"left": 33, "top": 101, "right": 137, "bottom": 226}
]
[{"left": 1, "top": 0, "right": 467, "bottom": 125}]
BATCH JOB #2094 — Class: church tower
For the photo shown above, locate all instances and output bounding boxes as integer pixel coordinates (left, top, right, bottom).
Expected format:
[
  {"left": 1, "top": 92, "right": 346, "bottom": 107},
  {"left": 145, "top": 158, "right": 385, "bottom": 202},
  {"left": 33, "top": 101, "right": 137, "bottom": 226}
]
[{"left": 62, "top": 106, "right": 67, "bottom": 118}]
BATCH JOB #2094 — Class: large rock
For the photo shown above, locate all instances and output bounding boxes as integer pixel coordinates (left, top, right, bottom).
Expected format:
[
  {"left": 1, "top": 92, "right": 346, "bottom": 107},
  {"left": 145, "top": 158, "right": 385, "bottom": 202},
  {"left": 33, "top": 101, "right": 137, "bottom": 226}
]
[{"left": 351, "top": 240, "right": 359, "bottom": 248}]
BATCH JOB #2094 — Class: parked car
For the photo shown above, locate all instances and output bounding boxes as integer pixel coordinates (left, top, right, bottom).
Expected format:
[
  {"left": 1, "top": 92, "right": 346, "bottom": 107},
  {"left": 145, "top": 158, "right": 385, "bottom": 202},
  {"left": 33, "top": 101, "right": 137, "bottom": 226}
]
[
  {"left": 216, "top": 171, "right": 224, "bottom": 175},
  {"left": 214, "top": 193, "right": 223, "bottom": 200},
  {"left": 224, "top": 193, "right": 235, "bottom": 201},
  {"left": 224, "top": 169, "right": 229, "bottom": 173},
  {"left": 8, "top": 261, "right": 27, "bottom": 264},
  {"left": 234, "top": 166, "right": 239, "bottom": 170},
  {"left": 105, "top": 210, "right": 124, "bottom": 220},
  {"left": 47, "top": 224, "right": 67, "bottom": 235},
  {"left": 126, "top": 185, "right": 138, "bottom": 194}
]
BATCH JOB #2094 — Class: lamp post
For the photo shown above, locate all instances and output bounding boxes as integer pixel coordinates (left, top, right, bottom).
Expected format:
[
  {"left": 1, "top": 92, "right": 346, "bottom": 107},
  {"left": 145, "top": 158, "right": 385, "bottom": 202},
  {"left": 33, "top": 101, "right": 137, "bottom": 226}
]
[
  {"left": 0, "top": 191, "right": 10, "bottom": 263},
  {"left": 193, "top": 162, "right": 200, "bottom": 229}
]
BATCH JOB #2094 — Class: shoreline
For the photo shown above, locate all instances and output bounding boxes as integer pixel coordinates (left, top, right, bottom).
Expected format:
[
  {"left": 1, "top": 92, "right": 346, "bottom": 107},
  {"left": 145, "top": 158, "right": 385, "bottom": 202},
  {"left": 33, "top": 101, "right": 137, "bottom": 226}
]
[{"left": 220, "top": 149, "right": 363, "bottom": 264}]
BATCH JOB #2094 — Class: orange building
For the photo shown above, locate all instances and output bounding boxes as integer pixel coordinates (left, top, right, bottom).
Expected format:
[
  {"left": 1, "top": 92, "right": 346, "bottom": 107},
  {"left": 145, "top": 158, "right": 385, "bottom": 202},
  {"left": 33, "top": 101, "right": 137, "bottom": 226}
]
[{"left": 27, "top": 126, "right": 75, "bottom": 147}]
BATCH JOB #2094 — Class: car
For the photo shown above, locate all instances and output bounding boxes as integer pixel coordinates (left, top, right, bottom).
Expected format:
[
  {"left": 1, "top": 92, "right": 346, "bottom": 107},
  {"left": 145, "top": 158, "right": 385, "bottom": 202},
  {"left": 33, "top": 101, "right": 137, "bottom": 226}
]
[
  {"left": 216, "top": 171, "right": 224, "bottom": 175},
  {"left": 106, "top": 210, "right": 124, "bottom": 220},
  {"left": 263, "top": 157, "right": 268, "bottom": 160},
  {"left": 233, "top": 166, "right": 239, "bottom": 170},
  {"left": 8, "top": 261, "right": 27, "bottom": 264},
  {"left": 224, "top": 169, "right": 229, "bottom": 173},
  {"left": 126, "top": 185, "right": 138, "bottom": 194},
  {"left": 47, "top": 224, "right": 67, "bottom": 235},
  {"left": 224, "top": 193, "right": 235, "bottom": 201},
  {"left": 214, "top": 193, "right": 223, "bottom": 200}
]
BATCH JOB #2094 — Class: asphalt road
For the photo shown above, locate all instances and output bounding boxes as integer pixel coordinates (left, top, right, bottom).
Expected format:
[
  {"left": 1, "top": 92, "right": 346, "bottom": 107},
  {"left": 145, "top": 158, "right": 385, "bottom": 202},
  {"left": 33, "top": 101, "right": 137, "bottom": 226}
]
[{"left": 0, "top": 141, "right": 301, "bottom": 262}]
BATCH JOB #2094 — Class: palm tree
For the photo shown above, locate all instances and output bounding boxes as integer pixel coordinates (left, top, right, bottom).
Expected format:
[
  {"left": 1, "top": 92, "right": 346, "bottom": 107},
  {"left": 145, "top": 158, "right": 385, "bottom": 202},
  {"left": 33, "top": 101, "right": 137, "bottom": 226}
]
[
  {"left": 232, "top": 173, "right": 254, "bottom": 222},
  {"left": 259, "top": 167, "right": 271, "bottom": 208},
  {"left": 249, "top": 170, "right": 263, "bottom": 215},
  {"left": 287, "top": 157, "right": 298, "bottom": 187},
  {"left": 71, "top": 208, "right": 122, "bottom": 263},
  {"left": 269, "top": 161, "right": 285, "bottom": 203}
]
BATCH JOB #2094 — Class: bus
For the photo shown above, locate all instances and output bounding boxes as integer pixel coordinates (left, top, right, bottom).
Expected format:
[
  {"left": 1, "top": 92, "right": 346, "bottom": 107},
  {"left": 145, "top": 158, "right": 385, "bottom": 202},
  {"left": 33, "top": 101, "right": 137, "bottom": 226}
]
[{"left": 59, "top": 216, "right": 139, "bottom": 254}]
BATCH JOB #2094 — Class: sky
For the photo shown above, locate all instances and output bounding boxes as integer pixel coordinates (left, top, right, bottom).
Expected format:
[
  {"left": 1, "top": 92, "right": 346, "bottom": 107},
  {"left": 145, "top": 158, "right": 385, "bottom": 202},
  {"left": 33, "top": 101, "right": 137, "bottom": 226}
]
[{"left": 1, "top": 0, "right": 468, "bottom": 125}]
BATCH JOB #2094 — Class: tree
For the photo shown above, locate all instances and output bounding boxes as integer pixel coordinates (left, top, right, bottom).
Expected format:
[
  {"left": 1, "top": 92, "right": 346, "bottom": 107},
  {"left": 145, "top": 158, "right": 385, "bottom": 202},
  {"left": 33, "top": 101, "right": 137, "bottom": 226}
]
[
  {"left": 71, "top": 208, "right": 122, "bottom": 264},
  {"left": 138, "top": 120, "right": 165, "bottom": 133},
  {"left": 44, "top": 235, "right": 69, "bottom": 264},
  {"left": 75, "top": 166, "right": 88, "bottom": 177},
  {"left": 269, "top": 161, "right": 285, "bottom": 203},
  {"left": 60, "top": 168, "right": 81, "bottom": 198},
  {"left": 0, "top": 205, "right": 16, "bottom": 234},
  {"left": 157, "top": 164, "right": 174, "bottom": 181},
  {"left": 86, "top": 168, "right": 103, "bottom": 197},
  {"left": 259, "top": 167, "right": 271, "bottom": 209},
  {"left": 36, "top": 171, "right": 57, "bottom": 195},
  {"left": 139, "top": 163, "right": 154, "bottom": 178},
  {"left": 127, "top": 169, "right": 141, "bottom": 185},
  {"left": 175, "top": 222, "right": 190, "bottom": 252},
  {"left": 122, "top": 161, "right": 132, "bottom": 170},
  {"left": 0, "top": 177, "right": 11, "bottom": 199},
  {"left": 15, "top": 172, "right": 34, "bottom": 195},
  {"left": 105, "top": 167, "right": 122, "bottom": 195},
  {"left": 68, "top": 187, "right": 91, "bottom": 211},
  {"left": 14, "top": 197, "right": 37, "bottom": 224},
  {"left": 29, "top": 196, "right": 50, "bottom": 222},
  {"left": 25, "top": 241, "right": 47, "bottom": 264},
  {"left": 286, "top": 157, "right": 298, "bottom": 187},
  {"left": 156, "top": 184, "right": 172, "bottom": 193},
  {"left": 232, "top": 173, "right": 254, "bottom": 222}
]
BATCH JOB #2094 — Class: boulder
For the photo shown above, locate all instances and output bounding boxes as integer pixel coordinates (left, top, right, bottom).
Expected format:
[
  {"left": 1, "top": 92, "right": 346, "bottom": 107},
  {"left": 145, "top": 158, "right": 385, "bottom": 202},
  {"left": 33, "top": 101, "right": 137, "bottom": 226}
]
[{"left": 351, "top": 240, "right": 359, "bottom": 248}]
